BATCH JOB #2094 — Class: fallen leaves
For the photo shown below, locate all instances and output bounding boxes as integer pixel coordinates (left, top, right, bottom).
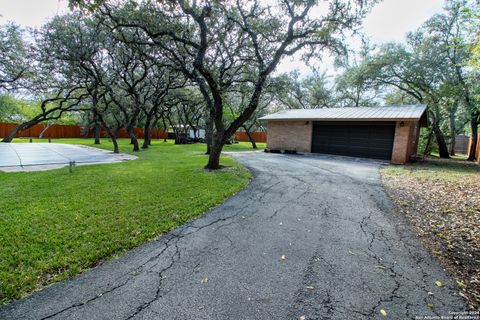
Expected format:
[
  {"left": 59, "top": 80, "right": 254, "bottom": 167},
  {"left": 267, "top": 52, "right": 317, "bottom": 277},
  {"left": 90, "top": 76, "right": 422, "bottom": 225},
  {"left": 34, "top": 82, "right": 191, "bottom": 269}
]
[
  {"left": 380, "top": 309, "right": 387, "bottom": 316},
  {"left": 281, "top": 255, "right": 287, "bottom": 261},
  {"left": 381, "top": 161, "right": 480, "bottom": 309},
  {"left": 306, "top": 286, "right": 315, "bottom": 291},
  {"left": 201, "top": 277, "right": 208, "bottom": 284},
  {"left": 435, "top": 280, "right": 443, "bottom": 288}
]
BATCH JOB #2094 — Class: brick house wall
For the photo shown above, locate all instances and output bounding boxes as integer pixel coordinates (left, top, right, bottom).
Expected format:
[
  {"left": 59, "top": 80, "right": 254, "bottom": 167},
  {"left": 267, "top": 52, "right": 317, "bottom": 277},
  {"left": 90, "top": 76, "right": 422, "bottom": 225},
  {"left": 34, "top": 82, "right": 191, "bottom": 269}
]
[{"left": 266, "top": 121, "right": 312, "bottom": 153}]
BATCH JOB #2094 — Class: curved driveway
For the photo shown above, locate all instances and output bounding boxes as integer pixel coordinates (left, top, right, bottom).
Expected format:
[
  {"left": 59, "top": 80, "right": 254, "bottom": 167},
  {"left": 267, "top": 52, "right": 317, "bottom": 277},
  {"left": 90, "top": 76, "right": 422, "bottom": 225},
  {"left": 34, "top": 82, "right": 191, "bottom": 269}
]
[{"left": 0, "top": 152, "right": 464, "bottom": 319}]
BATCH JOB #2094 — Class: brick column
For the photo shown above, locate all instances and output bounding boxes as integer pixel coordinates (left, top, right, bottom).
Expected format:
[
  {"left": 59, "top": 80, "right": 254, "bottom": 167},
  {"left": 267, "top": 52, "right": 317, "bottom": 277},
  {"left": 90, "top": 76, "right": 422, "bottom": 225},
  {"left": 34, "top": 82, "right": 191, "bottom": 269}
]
[{"left": 391, "top": 121, "right": 413, "bottom": 164}]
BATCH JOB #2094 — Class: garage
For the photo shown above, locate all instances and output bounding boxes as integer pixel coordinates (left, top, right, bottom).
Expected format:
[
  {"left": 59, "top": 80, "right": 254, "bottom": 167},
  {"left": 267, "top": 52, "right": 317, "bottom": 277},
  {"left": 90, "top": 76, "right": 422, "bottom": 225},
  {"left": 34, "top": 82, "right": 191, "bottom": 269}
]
[
  {"left": 260, "top": 105, "right": 428, "bottom": 164},
  {"left": 311, "top": 122, "right": 395, "bottom": 160}
]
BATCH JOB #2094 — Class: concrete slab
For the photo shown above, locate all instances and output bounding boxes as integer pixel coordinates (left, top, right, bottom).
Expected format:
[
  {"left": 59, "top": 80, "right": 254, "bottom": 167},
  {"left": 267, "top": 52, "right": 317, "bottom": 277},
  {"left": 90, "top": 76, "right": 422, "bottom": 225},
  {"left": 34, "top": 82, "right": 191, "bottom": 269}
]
[{"left": 0, "top": 143, "right": 136, "bottom": 172}]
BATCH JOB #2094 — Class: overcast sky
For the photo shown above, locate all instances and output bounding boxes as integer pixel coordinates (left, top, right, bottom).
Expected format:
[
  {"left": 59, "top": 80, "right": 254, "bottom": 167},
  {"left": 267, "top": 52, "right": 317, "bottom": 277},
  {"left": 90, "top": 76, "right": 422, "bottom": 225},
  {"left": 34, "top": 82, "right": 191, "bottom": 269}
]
[
  {"left": 0, "top": 0, "right": 69, "bottom": 27},
  {"left": 0, "top": 0, "right": 445, "bottom": 75},
  {"left": 363, "top": 0, "right": 444, "bottom": 43}
]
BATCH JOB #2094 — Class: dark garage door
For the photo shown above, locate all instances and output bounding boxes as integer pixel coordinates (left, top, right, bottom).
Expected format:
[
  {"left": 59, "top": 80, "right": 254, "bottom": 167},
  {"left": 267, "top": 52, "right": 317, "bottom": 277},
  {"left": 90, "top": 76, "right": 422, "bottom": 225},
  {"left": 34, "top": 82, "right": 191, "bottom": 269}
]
[{"left": 312, "top": 122, "right": 395, "bottom": 160}]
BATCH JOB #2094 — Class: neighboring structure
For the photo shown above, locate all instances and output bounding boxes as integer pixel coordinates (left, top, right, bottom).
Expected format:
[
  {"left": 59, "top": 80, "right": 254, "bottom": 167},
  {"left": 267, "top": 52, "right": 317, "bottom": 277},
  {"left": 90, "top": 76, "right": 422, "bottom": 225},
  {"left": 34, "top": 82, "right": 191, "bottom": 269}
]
[
  {"left": 170, "top": 125, "right": 206, "bottom": 139},
  {"left": 259, "top": 105, "right": 428, "bottom": 164},
  {"left": 454, "top": 134, "right": 470, "bottom": 155}
]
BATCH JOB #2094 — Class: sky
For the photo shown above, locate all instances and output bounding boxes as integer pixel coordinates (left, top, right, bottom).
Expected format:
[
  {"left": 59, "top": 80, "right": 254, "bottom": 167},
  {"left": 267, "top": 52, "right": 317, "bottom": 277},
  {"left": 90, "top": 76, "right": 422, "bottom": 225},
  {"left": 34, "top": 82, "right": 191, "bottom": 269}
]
[
  {"left": 0, "top": 0, "right": 445, "bottom": 75},
  {"left": 0, "top": 0, "right": 69, "bottom": 28},
  {"left": 363, "top": 0, "right": 444, "bottom": 44}
]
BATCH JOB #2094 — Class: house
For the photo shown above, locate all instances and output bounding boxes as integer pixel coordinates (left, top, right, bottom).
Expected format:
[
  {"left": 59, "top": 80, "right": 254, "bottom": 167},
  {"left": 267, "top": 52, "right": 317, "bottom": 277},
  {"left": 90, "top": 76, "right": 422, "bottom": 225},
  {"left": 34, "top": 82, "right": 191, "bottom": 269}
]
[{"left": 259, "top": 105, "right": 428, "bottom": 164}]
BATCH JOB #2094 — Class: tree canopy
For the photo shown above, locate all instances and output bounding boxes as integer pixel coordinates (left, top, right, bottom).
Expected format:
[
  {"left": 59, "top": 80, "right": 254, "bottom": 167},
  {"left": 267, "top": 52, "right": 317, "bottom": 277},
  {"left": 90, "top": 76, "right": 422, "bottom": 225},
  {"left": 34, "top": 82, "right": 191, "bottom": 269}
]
[{"left": 1, "top": 0, "right": 479, "bottom": 165}]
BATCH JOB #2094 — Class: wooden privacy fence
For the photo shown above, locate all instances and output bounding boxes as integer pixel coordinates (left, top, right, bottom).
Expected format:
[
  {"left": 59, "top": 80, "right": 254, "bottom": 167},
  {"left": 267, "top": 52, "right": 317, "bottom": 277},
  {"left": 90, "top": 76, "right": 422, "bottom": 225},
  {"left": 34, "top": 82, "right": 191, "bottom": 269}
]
[
  {"left": 0, "top": 122, "right": 266, "bottom": 142},
  {"left": 234, "top": 131, "right": 267, "bottom": 143},
  {"left": 0, "top": 123, "right": 82, "bottom": 138},
  {"left": 0, "top": 123, "right": 168, "bottom": 140}
]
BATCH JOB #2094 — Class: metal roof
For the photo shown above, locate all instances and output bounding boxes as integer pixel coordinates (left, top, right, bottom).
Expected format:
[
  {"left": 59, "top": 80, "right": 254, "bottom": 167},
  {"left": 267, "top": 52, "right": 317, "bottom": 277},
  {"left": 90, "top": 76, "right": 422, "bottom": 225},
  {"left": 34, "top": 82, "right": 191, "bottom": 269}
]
[{"left": 259, "top": 105, "right": 427, "bottom": 122}]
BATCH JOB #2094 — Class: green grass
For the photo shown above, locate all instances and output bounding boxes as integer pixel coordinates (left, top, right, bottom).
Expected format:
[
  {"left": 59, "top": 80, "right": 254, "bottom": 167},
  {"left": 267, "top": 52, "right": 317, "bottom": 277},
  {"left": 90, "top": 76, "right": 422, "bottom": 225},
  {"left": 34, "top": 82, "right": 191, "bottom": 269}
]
[
  {"left": 14, "top": 138, "right": 266, "bottom": 152},
  {"left": 224, "top": 141, "right": 266, "bottom": 152},
  {"left": 382, "top": 158, "right": 479, "bottom": 183},
  {"left": 429, "top": 152, "right": 469, "bottom": 160},
  {"left": 0, "top": 138, "right": 252, "bottom": 304}
]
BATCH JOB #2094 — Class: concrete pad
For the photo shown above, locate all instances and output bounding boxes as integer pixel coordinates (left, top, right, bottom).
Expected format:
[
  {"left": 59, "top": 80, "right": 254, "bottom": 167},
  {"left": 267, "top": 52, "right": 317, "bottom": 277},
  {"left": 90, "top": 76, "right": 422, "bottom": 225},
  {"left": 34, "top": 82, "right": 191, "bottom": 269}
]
[{"left": 0, "top": 143, "right": 136, "bottom": 172}]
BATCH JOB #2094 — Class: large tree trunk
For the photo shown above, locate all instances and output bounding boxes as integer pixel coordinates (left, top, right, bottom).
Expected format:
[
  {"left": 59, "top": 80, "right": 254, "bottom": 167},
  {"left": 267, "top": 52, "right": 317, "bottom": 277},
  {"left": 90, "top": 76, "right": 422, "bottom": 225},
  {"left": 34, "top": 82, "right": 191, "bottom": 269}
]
[
  {"left": 205, "top": 118, "right": 213, "bottom": 154},
  {"left": 450, "top": 136, "right": 456, "bottom": 156},
  {"left": 100, "top": 125, "right": 118, "bottom": 153},
  {"left": 94, "top": 123, "right": 101, "bottom": 145},
  {"left": 243, "top": 125, "right": 257, "bottom": 149},
  {"left": 161, "top": 117, "right": 168, "bottom": 143},
  {"left": 142, "top": 116, "right": 152, "bottom": 149},
  {"left": 126, "top": 125, "right": 139, "bottom": 151},
  {"left": 96, "top": 113, "right": 119, "bottom": 154},
  {"left": 468, "top": 120, "right": 479, "bottom": 161},
  {"left": 205, "top": 133, "right": 225, "bottom": 169},
  {"left": 129, "top": 132, "right": 139, "bottom": 151},
  {"left": 111, "top": 136, "right": 119, "bottom": 154},
  {"left": 2, "top": 127, "right": 21, "bottom": 143},
  {"left": 105, "top": 129, "right": 119, "bottom": 153},
  {"left": 433, "top": 124, "right": 450, "bottom": 158},
  {"left": 90, "top": 96, "right": 101, "bottom": 144},
  {"left": 1, "top": 119, "right": 39, "bottom": 142},
  {"left": 148, "top": 117, "right": 160, "bottom": 146}
]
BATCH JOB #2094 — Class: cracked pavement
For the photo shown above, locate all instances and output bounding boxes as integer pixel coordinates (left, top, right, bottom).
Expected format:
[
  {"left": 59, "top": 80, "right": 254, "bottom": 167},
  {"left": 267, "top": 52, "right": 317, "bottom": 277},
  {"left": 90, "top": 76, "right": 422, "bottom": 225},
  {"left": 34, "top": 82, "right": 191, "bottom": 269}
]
[{"left": 0, "top": 152, "right": 465, "bottom": 319}]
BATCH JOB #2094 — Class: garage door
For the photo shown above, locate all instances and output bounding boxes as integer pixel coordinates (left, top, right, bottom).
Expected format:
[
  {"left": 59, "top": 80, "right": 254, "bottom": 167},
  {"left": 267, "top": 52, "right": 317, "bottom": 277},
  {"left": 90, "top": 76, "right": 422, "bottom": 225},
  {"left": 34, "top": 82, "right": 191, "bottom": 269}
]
[{"left": 311, "top": 122, "right": 395, "bottom": 160}]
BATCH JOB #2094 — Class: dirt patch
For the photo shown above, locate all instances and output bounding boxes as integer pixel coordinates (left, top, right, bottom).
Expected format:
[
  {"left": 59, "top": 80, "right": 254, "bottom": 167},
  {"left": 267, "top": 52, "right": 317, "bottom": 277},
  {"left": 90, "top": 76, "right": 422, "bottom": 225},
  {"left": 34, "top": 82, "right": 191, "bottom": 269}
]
[{"left": 381, "top": 163, "right": 480, "bottom": 310}]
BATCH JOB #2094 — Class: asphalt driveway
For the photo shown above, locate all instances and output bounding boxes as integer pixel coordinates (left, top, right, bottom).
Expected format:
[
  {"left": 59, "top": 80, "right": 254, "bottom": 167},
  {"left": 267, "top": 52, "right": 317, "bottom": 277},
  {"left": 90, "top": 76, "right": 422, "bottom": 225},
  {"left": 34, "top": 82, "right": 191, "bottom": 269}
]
[{"left": 0, "top": 152, "right": 465, "bottom": 319}]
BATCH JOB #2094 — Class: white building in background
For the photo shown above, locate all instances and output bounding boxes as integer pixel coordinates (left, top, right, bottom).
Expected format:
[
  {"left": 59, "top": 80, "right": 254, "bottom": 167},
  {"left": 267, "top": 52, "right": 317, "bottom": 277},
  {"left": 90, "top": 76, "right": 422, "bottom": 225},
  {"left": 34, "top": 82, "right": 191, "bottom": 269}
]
[
  {"left": 189, "top": 127, "right": 206, "bottom": 139},
  {"left": 170, "top": 125, "right": 206, "bottom": 139}
]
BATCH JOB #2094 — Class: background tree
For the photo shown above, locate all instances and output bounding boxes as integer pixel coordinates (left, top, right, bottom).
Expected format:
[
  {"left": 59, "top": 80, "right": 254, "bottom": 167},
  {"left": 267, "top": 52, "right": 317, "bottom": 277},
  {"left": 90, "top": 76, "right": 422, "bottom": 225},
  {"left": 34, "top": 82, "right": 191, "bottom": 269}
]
[
  {"left": 335, "top": 64, "right": 379, "bottom": 107},
  {"left": 341, "top": 1, "right": 477, "bottom": 158},
  {"left": 274, "top": 71, "right": 336, "bottom": 109},
  {"left": 0, "top": 23, "right": 32, "bottom": 92},
  {"left": 74, "top": 0, "right": 374, "bottom": 169},
  {"left": 431, "top": 0, "right": 480, "bottom": 160},
  {"left": 166, "top": 87, "right": 206, "bottom": 144},
  {"left": 138, "top": 65, "right": 184, "bottom": 149}
]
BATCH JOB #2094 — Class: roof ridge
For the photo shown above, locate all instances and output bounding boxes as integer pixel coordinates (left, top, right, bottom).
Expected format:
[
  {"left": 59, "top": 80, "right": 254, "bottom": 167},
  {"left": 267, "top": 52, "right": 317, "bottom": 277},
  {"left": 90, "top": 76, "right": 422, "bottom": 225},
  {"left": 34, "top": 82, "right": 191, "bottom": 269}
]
[{"left": 259, "top": 105, "right": 427, "bottom": 121}]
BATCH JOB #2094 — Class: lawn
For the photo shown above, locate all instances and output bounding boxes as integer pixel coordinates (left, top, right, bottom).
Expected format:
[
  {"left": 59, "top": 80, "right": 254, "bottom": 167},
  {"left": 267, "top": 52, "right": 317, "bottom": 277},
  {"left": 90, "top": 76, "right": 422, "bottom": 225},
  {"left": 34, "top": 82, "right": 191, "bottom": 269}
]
[
  {"left": 13, "top": 137, "right": 266, "bottom": 153},
  {"left": 381, "top": 158, "right": 480, "bottom": 309},
  {"left": 0, "top": 138, "right": 256, "bottom": 305}
]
